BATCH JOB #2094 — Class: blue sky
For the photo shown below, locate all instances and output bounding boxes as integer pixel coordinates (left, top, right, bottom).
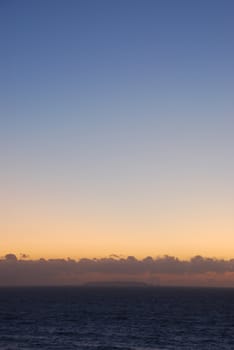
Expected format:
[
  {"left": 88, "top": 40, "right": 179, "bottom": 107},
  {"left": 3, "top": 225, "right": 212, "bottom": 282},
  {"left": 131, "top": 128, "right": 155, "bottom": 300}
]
[{"left": 1, "top": 0, "right": 234, "bottom": 259}]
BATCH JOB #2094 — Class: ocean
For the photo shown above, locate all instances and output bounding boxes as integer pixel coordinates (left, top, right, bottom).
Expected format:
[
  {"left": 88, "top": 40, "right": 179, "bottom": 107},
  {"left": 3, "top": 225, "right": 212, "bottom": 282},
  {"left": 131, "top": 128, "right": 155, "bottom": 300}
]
[{"left": 0, "top": 286, "right": 234, "bottom": 349}]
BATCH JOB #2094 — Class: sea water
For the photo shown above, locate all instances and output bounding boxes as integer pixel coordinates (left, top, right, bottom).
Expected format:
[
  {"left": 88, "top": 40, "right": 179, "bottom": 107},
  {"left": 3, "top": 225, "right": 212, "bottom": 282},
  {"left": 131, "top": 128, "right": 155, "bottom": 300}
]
[{"left": 0, "top": 286, "right": 234, "bottom": 349}]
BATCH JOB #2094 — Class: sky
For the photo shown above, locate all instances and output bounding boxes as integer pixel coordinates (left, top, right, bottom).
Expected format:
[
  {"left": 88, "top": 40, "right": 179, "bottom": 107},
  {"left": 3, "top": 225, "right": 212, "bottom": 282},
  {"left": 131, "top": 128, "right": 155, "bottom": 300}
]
[{"left": 1, "top": 0, "right": 234, "bottom": 266}]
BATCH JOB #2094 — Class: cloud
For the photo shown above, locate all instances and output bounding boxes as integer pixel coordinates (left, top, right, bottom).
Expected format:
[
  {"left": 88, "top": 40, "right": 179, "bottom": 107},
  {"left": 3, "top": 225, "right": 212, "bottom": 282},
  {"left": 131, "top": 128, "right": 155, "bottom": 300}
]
[
  {"left": 4, "top": 253, "right": 17, "bottom": 261},
  {"left": 1, "top": 254, "right": 234, "bottom": 286}
]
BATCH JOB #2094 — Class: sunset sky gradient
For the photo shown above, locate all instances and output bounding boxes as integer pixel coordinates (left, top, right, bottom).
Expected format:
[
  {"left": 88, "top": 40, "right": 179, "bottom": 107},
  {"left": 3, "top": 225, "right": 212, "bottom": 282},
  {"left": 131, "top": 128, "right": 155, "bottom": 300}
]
[{"left": 1, "top": 0, "right": 234, "bottom": 263}]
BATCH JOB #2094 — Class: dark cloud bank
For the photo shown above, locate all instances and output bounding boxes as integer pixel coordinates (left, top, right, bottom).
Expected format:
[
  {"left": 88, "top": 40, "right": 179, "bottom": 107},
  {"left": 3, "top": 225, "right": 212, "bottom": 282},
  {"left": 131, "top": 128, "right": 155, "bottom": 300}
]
[{"left": 1, "top": 254, "right": 234, "bottom": 287}]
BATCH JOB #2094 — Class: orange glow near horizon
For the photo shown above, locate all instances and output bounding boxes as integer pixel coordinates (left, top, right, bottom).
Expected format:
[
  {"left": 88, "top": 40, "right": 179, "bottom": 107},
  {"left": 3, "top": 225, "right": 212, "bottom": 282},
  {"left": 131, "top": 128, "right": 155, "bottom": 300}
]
[{"left": 2, "top": 207, "right": 234, "bottom": 260}]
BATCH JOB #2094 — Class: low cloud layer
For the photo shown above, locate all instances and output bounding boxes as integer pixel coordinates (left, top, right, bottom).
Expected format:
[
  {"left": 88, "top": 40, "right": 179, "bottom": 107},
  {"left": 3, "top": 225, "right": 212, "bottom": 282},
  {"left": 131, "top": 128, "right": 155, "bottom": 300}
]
[{"left": 1, "top": 254, "right": 234, "bottom": 287}]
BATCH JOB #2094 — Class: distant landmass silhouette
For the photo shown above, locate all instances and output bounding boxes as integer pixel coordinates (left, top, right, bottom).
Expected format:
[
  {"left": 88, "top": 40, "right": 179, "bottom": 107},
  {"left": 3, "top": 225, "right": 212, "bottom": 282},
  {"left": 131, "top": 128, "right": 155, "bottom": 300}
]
[{"left": 84, "top": 281, "right": 150, "bottom": 287}]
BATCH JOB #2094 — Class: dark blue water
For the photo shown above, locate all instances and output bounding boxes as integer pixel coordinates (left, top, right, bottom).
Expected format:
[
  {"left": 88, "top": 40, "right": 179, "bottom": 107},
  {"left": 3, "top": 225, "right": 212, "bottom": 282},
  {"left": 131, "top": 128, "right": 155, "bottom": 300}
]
[{"left": 0, "top": 286, "right": 234, "bottom": 349}]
